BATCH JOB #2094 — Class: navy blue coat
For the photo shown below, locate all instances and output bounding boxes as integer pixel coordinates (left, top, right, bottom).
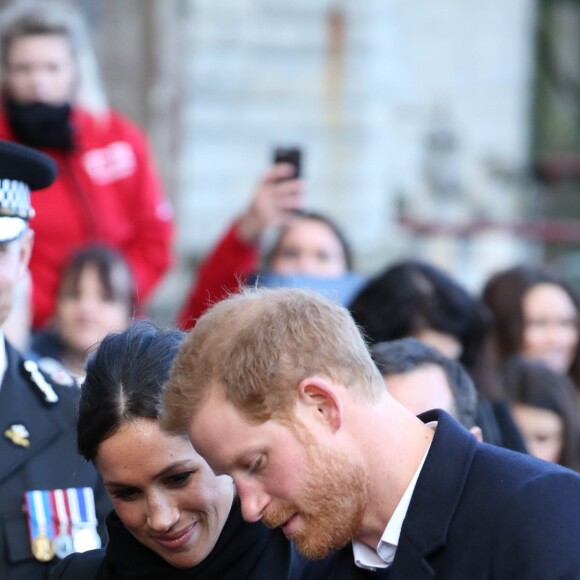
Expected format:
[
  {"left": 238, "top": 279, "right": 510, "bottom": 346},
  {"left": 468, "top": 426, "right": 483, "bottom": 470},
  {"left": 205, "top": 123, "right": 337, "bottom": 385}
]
[
  {"left": 0, "top": 340, "right": 110, "bottom": 580},
  {"left": 302, "top": 409, "right": 580, "bottom": 579}
]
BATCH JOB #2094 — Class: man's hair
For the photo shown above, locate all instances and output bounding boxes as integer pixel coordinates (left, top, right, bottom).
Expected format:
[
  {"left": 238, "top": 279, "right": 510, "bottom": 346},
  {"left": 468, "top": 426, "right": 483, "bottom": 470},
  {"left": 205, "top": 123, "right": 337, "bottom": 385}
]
[
  {"left": 0, "top": 1, "right": 107, "bottom": 113},
  {"left": 371, "top": 338, "right": 478, "bottom": 429},
  {"left": 162, "top": 287, "right": 384, "bottom": 432}
]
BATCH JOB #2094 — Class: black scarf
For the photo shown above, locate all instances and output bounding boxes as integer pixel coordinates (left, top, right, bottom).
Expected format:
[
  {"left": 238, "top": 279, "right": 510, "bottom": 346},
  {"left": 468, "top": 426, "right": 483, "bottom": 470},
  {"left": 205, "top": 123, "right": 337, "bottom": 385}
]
[
  {"left": 99, "top": 499, "right": 301, "bottom": 580},
  {"left": 4, "top": 98, "right": 75, "bottom": 150}
]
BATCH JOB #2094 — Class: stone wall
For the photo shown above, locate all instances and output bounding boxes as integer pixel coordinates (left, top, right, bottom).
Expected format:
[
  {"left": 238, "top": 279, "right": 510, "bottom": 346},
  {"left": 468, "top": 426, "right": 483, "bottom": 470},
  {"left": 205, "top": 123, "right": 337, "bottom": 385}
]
[
  {"left": 0, "top": 0, "right": 540, "bottom": 318},
  {"left": 169, "top": 0, "right": 538, "bottom": 296}
]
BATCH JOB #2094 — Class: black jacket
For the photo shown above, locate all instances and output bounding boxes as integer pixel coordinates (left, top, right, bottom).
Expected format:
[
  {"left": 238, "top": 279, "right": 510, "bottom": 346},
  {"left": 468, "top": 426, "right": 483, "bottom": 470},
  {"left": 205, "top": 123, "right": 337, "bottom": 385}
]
[
  {"left": 52, "top": 500, "right": 305, "bottom": 580},
  {"left": 302, "top": 410, "right": 580, "bottom": 579},
  {"left": 0, "top": 340, "right": 110, "bottom": 580}
]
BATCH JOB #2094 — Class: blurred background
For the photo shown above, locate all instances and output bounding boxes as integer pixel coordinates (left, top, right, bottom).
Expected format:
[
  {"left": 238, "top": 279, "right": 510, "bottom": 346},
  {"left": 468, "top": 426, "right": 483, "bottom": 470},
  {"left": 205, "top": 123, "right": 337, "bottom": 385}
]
[{"left": 3, "top": 0, "right": 578, "bottom": 323}]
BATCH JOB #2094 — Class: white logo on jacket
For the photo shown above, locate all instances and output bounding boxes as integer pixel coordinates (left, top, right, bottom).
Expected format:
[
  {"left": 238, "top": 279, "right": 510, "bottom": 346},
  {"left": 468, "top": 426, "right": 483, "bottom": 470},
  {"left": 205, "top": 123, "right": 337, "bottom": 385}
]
[{"left": 82, "top": 141, "right": 136, "bottom": 185}]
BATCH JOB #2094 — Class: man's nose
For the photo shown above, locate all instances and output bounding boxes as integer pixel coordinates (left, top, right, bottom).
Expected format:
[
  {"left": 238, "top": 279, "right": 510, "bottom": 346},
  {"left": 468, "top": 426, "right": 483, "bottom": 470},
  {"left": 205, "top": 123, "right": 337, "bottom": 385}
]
[
  {"left": 235, "top": 478, "right": 270, "bottom": 523},
  {"left": 28, "top": 71, "right": 52, "bottom": 101}
]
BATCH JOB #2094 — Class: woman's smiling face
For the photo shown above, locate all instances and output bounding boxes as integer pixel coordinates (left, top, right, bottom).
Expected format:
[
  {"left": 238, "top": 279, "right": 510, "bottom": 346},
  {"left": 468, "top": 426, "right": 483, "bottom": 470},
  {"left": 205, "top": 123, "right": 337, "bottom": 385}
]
[
  {"left": 95, "top": 418, "right": 234, "bottom": 569},
  {"left": 521, "top": 283, "right": 579, "bottom": 374}
]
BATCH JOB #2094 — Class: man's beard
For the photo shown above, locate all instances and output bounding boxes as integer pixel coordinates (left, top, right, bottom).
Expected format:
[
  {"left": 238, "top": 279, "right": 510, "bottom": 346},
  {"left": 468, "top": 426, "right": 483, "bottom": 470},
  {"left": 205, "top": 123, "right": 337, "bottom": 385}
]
[
  {"left": 4, "top": 98, "right": 74, "bottom": 150},
  {"left": 262, "top": 445, "right": 368, "bottom": 559}
]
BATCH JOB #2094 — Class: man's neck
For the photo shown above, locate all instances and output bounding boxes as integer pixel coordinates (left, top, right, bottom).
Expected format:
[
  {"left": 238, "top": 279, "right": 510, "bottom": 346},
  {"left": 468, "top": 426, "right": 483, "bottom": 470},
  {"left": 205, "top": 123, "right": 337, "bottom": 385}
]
[{"left": 353, "top": 404, "right": 435, "bottom": 549}]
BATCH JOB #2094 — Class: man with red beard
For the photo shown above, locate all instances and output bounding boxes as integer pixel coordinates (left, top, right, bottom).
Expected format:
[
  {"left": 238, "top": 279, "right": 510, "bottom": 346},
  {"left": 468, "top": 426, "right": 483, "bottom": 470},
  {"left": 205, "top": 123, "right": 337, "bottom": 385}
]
[{"left": 162, "top": 287, "right": 580, "bottom": 579}]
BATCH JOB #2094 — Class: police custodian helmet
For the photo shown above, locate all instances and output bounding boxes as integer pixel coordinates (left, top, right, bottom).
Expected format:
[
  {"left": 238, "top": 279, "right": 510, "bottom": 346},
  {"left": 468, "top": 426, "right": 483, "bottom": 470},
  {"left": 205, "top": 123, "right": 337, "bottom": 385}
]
[{"left": 0, "top": 140, "right": 56, "bottom": 243}]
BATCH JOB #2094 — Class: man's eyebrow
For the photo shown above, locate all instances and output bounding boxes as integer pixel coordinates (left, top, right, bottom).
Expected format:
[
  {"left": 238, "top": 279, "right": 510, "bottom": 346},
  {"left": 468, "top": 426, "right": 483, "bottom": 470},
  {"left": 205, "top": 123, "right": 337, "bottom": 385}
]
[{"left": 221, "top": 447, "right": 263, "bottom": 474}]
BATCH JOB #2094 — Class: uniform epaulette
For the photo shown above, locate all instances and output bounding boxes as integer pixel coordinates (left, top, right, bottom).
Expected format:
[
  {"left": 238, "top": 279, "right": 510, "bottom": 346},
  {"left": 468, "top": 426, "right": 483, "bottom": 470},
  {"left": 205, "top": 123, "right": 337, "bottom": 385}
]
[
  {"left": 22, "top": 359, "right": 59, "bottom": 404},
  {"left": 37, "top": 356, "right": 77, "bottom": 388}
]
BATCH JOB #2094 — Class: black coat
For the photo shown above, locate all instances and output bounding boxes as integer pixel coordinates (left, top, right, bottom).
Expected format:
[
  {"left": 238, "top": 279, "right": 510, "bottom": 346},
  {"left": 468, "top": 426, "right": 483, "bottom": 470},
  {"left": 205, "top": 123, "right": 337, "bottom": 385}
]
[
  {"left": 52, "top": 500, "right": 305, "bottom": 580},
  {"left": 0, "top": 340, "right": 110, "bottom": 580},
  {"left": 302, "top": 410, "right": 580, "bottom": 579},
  {"left": 30, "top": 328, "right": 65, "bottom": 364}
]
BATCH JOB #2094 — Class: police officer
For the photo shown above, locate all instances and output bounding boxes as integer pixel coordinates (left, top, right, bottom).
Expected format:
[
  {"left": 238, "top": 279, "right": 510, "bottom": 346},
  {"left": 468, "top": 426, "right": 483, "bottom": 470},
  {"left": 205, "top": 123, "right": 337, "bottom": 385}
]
[{"left": 0, "top": 140, "right": 110, "bottom": 579}]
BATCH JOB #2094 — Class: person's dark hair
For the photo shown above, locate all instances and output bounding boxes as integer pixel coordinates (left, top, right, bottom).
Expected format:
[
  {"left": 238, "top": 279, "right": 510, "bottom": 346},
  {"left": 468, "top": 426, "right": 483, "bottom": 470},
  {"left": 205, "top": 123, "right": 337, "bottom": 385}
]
[
  {"left": 266, "top": 209, "right": 354, "bottom": 272},
  {"left": 502, "top": 356, "right": 580, "bottom": 471},
  {"left": 349, "top": 260, "right": 489, "bottom": 373},
  {"left": 481, "top": 265, "right": 580, "bottom": 388},
  {"left": 371, "top": 338, "right": 478, "bottom": 429},
  {"left": 77, "top": 320, "right": 185, "bottom": 461},
  {"left": 58, "top": 244, "right": 135, "bottom": 316}
]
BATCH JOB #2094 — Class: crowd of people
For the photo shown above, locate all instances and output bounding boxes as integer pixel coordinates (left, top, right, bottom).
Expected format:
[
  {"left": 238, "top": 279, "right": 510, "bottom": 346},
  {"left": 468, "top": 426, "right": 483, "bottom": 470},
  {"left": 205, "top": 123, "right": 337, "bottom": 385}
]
[{"left": 1, "top": 1, "right": 580, "bottom": 579}]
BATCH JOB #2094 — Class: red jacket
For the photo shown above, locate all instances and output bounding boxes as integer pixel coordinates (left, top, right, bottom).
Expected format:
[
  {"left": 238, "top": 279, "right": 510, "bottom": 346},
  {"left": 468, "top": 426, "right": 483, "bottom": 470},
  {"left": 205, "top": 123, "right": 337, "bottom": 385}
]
[
  {"left": 177, "top": 222, "right": 259, "bottom": 330},
  {"left": 0, "top": 107, "right": 174, "bottom": 329}
]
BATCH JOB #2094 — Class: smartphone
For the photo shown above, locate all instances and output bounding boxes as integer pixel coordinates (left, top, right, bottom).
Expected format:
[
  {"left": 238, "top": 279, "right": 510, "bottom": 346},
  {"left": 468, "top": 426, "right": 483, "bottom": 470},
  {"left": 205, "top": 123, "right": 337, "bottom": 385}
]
[{"left": 273, "top": 146, "right": 302, "bottom": 179}]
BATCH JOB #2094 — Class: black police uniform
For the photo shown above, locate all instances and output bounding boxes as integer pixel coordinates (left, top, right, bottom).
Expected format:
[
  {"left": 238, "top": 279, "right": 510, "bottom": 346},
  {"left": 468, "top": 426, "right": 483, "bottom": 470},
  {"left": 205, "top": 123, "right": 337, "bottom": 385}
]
[
  {"left": 0, "top": 340, "right": 110, "bottom": 579},
  {"left": 0, "top": 140, "right": 110, "bottom": 579}
]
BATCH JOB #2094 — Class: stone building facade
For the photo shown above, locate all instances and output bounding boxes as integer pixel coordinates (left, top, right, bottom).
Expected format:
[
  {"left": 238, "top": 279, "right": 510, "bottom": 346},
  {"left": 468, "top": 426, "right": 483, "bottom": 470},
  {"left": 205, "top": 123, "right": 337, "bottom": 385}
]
[{"left": 0, "top": 0, "right": 539, "bottom": 319}]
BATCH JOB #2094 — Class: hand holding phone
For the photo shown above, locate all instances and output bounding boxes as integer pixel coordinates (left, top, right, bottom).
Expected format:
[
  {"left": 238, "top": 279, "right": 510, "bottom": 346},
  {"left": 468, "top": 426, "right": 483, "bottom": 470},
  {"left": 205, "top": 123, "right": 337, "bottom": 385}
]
[{"left": 273, "top": 146, "right": 302, "bottom": 179}]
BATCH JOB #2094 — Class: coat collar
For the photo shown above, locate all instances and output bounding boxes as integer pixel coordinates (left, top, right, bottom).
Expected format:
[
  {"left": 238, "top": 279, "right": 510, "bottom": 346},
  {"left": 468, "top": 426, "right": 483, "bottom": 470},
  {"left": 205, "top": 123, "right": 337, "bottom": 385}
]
[{"left": 389, "top": 410, "right": 478, "bottom": 580}]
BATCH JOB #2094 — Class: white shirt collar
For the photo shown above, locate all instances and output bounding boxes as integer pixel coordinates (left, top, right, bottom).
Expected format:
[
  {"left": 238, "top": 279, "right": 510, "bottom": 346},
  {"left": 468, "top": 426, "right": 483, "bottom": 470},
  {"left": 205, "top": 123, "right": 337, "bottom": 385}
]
[{"left": 353, "top": 422, "right": 436, "bottom": 570}]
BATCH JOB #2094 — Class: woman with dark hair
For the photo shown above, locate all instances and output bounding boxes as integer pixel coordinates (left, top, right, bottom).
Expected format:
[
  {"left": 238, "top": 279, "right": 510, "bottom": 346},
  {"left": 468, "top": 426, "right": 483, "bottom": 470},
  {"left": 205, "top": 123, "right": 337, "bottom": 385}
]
[
  {"left": 31, "top": 244, "right": 134, "bottom": 379},
  {"left": 349, "top": 260, "right": 488, "bottom": 371},
  {"left": 178, "top": 164, "right": 360, "bottom": 329},
  {"left": 265, "top": 209, "right": 354, "bottom": 274},
  {"left": 349, "top": 259, "right": 526, "bottom": 451},
  {"left": 482, "top": 265, "right": 580, "bottom": 396},
  {"left": 502, "top": 357, "right": 580, "bottom": 471},
  {"left": 51, "top": 320, "right": 303, "bottom": 579}
]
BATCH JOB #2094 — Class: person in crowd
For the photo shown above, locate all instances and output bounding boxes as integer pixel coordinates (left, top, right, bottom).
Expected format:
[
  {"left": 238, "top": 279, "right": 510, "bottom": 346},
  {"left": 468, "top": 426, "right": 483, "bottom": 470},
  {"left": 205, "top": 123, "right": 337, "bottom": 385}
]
[
  {"left": 350, "top": 260, "right": 485, "bottom": 366},
  {"left": 502, "top": 356, "right": 580, "bottom": 471},
  {"left": 0, "top": 1, "right": 173, "bottom": 330},
  {"left": 0, "top": 140, "right": 109, "bottom": 580},
  {"left": 31, "top": 244, "right": 134, "bottom": 380},
  {"left": 177, "top": 163, "right": 362, "bottom": 329},
  {"left": 162, "top": 287, "right": 580, "bottom": 579},
  {"left": 349, "top": 259, "right": 525, "bottom": 451},
  {"left": 52, "top": 319, "right": 304, "bottom": 579},
  {"left": 482, "top": 264, "right": 580, "bottom": 397},
  {"left": 371, "top": 338, "right": 481, "bottom": 439}
]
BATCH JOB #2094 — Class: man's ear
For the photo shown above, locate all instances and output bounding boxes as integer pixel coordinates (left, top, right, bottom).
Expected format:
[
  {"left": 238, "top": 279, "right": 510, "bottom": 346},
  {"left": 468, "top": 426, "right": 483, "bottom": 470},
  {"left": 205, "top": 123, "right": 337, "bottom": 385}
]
[
  {"left": 17, "top": 229, "right": 33, "bottom": 280},
  {"left": 296, "top": 377, "right": 343, "bottom": 433}
]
